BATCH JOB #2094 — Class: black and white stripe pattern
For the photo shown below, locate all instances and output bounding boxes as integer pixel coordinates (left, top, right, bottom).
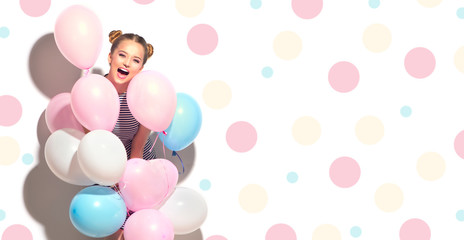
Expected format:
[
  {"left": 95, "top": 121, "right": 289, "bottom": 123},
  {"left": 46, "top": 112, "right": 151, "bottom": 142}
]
[{"left": 112, "top": 92, "right": 156, "bottom": 160}]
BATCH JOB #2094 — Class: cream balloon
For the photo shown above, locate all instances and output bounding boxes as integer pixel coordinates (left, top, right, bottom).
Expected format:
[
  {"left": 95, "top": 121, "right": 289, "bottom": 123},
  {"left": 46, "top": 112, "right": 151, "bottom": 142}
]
[
  {"left": 77, "top": 130, "right": 127, "bottom": 186},
  {"left": 44, "top": 128, "right": 94, "bottom": 185},
  {"left": 159, "top": 187, "right": 207, "bottom": 235}
]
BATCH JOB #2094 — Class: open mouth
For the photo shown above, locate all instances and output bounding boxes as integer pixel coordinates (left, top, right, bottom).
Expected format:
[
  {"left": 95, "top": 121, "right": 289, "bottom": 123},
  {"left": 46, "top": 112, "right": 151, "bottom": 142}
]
[{"left": 118, "top": 68, "right": 129, "bottom": 76}]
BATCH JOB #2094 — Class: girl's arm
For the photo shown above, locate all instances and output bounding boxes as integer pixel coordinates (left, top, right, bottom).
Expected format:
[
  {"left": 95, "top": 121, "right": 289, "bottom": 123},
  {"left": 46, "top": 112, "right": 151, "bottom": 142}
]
[{"left": 130, "top": 124, "right": 151, "bottom": 159}]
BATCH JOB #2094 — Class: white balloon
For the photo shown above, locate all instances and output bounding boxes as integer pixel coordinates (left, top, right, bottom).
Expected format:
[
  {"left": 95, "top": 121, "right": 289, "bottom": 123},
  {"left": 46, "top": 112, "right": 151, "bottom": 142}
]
[
  {"left": 77, "top": 130, "right": 127, "bottom": 186},
  {"left": 44, "top": 128, "right": 94, "bottom": 185},
  {"left": 159, "top": 187, "right": 207, "bottom": 235}
]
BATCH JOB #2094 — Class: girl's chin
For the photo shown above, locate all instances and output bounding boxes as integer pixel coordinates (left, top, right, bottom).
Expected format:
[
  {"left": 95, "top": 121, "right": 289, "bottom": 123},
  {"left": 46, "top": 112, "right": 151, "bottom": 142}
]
[{"left": 113, "top": 76, "right": 132, "bottom": 84}]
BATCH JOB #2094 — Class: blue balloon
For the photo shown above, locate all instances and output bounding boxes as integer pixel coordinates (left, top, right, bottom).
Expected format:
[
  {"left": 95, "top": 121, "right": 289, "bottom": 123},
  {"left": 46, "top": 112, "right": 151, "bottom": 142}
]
[
  {"left": 159, "top": 93, "right": 202, "bottom": 151},
  {"left": 69, "top": 186, "right": 127, "bottom": 238}
]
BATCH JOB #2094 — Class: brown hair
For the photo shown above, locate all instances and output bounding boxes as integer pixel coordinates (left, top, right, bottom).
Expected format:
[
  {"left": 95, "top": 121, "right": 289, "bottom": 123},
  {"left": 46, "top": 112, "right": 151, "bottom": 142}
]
[{"left": 109, "top": 30, "right": 153, "bottom": 65}]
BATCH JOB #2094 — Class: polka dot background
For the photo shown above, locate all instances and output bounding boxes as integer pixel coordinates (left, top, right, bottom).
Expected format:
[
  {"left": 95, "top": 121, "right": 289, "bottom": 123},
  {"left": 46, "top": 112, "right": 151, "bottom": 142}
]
[
  {"left": 176, "top": 0, "right": 204, "bottom": 18},
  {"left": 292, "top": 116, "right": 321, "bottom": 146},
  {"left": 273, "top": 31, "right": 302, "bottom": 60},
  {"left": 265, "top": 224, "right": 297, "bottom": 240},
  {"left": 3, "top": 0, "right": 464, "bottom": 239},
  {"left": 238, "top": 184, "right": 268, "bottom": 213},
  {"left": 363, "top": 24, "right": 392, "bottom": 53},
  {"left": 375, "top": 183, "right": 404, "bottom": 212},
  {"left": 416, "top": 152, "right": 445, "bottom": 181},
  {"left": 355, "top": 116, "right": 384, "bottom": 145},
  {"left": 328, "top": 61, "right": 359, "bottom": 93},
  {"left": 329, "top": 157, "right": 361, "bottom": 188},
  {"left": 404, "top": 47, "right": 436, "bottom": 79},
  {"left": 202, "top": 80, "right": 232, "bottom": 109}
]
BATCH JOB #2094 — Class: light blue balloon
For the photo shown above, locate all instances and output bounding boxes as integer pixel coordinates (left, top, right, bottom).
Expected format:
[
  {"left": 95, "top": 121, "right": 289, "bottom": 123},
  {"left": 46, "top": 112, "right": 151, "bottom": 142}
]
[
  {"left": 159, "top": 93, "right": 202, "bottom": 151},
  {"left": 69, "top": 186, "right": 127, "bottom": 238}
]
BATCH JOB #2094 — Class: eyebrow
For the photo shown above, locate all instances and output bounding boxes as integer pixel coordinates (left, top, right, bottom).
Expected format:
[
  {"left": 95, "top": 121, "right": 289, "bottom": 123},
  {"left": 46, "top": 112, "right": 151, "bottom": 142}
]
[{"left": 118, "top": 50, "right": 142, "bottom": 61}]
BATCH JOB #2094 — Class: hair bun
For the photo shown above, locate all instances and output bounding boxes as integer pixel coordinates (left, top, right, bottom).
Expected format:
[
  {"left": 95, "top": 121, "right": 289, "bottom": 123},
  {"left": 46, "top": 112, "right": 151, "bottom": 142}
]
[
  {"left": 109, "top": 30, "right": 122, "bottom": 43},
  {"left": 147, "top": 43, "right": 154, "bottom": 58}
]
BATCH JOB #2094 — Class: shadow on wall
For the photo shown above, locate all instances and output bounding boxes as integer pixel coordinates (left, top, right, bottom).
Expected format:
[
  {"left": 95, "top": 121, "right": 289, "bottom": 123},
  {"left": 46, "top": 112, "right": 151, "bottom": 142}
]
[
  {"left": 29, "top": 33, "right": 82, "bottom": 98},
  {"left": 151, "top": 134, "right": 197, "bottom": 184},
  {"left": 29, "top": 32, "right": 103, "bottom": 98},
  {"left": 23, "top": 111, "right": 94, "bottom": 240},
  {"left": 106, "top": 228, "right": 204, "bottom": 240},
  {"left": 175, "top": 229, "right": 203, "bottom": 240}
]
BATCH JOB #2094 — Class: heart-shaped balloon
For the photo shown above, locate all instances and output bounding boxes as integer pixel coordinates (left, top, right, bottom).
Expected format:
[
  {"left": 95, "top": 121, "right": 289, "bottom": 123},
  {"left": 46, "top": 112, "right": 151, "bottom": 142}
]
[{"left": 118, "top": 158, "right": 178, "bottom": 212}]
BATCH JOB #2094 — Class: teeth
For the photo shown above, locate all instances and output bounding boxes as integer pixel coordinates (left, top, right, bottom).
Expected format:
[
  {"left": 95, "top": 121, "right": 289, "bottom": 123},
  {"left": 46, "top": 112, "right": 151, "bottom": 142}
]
[{"left": 118, "top": 68, "right": 129, "bottom": 75}]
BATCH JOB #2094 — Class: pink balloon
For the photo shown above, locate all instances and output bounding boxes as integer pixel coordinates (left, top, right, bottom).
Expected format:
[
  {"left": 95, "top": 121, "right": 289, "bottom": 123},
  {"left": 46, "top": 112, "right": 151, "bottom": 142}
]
[
  {"left": 45, "top": 92, "right": 85, "bottom": 133},
  {"left": 70, "top": 74, "right": 120, "bottom": 131},
  {"left": 54, "top": 5, "right": 103, "bottom": 70},
  {"left": 118, "top": 158, "right": 178, "bottom": 212},
  {"left": 124, "top": 209, "right": 174, "bottom": 240},
  {"left": 127, "top": 71, "right": 177, "bottom": 132}
]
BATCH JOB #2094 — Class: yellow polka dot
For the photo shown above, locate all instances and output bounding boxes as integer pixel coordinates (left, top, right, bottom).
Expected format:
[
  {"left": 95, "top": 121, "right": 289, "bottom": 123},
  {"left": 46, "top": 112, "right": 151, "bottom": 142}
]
[
  {"left": 312, "top": 224, "right": 341, "bottom": 240},
  {"left": 175, "top": 0, "right": 205, "bottom": 17},
  {"left": 292, "top": 116, "right": 321, "bottom": 146},
  {"left": 375, "top": 183, "right": 403, "bottom": 212},
  {"left": 355, "top": 116, "right": 384, "bottom": 145},
  {"left": 273, "top": 31, "right": 302, "bottom": 60},
  {"left": 417, "top": 152, "right": 445, "bottom": 181},
  {"left": 454, "top": 47, "right": 464, "bottom": 73},
  {"left": 0, "top": 136, "right": 20, "bottom": 165},
  {"left": 363, "top": 24, "right": 392, "bottom": 53},
  {"left": 417, "top": 0, "right": 442, "bottom": 8},
  {"left": 238, "top": 184, "right": 268, "bottom": 213},
  {"left": 202, "top": 80, "right": 232, "bottom": 109}
]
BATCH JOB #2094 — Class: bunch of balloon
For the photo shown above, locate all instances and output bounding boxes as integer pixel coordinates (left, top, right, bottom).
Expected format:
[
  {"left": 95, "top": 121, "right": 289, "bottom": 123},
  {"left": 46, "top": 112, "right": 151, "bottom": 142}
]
[
  {"left": 122, "top": 71, "right": 208, "bottom": 238},
  {"left": 43, "top": 5, "right": 131, "bottom": 238},
  {"left": 44, "top": 4, "right": 208, "bottom": 238}
]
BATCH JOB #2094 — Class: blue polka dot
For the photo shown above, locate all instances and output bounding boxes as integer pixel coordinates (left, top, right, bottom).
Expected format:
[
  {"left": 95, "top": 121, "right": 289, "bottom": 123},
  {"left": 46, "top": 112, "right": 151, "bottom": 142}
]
[
  {"left": 0, "top": 210, "right": 5, "bottom": 221},
  {"left": 458, "top": 8, "right": 464, "bottom": 19},
  {"left": 262, "top": 66, "right": 273, "bottom": 78},
  {"left": 250, "top": 0, "right": 262, "bottom": 9},
  {"left": 369, "top": 0, "right": 380, "bottom": 9},
  {"left": 200, "top": 179, "right": 211, "bottom": 191},
  {"left": 350, "top": 226, "right": 362, "bottom": 237},
  {"left": 22, "top": 153, "right": 33, "bottom": 165},
  {"left": 400, "top": 105, "right": 412, "bottom": 117},
  {"left": 0, "top": 27, "right": 9, "bottom": 38},
  {"left": 457, "top": 210, "right": 464, "bottom": 221},
  {"left": 287, "top": 172, "right": 298, "bottom": 183}
]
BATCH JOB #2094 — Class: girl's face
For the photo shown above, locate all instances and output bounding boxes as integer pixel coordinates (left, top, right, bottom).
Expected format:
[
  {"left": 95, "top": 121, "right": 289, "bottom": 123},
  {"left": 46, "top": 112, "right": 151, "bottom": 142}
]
[{"left": 108, "top": 39, "right": 145, "bottom": 85}]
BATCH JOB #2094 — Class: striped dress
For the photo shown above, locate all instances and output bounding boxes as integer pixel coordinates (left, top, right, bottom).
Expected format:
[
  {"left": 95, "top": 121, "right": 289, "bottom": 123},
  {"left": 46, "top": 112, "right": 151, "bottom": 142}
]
[{"left": 112, "top": 92, "right": 157, "bottom": 160}]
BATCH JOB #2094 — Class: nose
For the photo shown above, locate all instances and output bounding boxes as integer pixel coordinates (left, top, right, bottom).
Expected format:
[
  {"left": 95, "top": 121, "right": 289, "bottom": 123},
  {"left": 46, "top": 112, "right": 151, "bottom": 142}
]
[{"left": 123, "top": 59, "right": 130, "bottom": 68}]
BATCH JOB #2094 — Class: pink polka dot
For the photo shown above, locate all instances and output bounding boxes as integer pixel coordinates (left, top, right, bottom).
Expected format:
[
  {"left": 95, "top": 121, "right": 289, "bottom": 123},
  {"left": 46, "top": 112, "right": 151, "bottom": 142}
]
[
  {"left": 399, "top": 218, "right": 431, "bottom": 240},
  {"left": 187, "top": 24, "right": 218, "bottom": 55},
  {"left": 226, "top": 121, "right": 257, "bottom": 152},
  {"left": 206, "top": 235, "right": 228, "bottom": 240},
  {"left": 292, "top": 0, "right": 323, "bottom": 19},
  {"left": 265, "top": 224, "right": 297, "bottom": 240},
  {"left": 133, "top": 0, "right": 155, "bottom": 4},
  {"left": 404, "top": 47, "right": 435, "bottom": 79},
  {"left": 19, "top": 0, "right": 50, "bottom": 17},
  {"left": 328, "top": 61, "right": 360, "bottom": 93},
  {"left": 455, "top": 131, "right": 464, "bottom": 159},
  {"left": 329, "top": 157, "right": 361, "bottom": 188},
  {"left": 0, "top": 95, "right": 22, "bottom": 126},
  {"left": 1, "top": 224, "right": 33, "bottom": 240}
]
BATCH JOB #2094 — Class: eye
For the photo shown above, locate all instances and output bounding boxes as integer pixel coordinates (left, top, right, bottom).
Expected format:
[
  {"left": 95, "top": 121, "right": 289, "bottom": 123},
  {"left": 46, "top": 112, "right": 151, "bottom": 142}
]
[
  {"left": 134, "top": 59, "right": 140, "bottom": 64},
  {"left": 119, "top": 53, "right": 125, "bottom": 57}
]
